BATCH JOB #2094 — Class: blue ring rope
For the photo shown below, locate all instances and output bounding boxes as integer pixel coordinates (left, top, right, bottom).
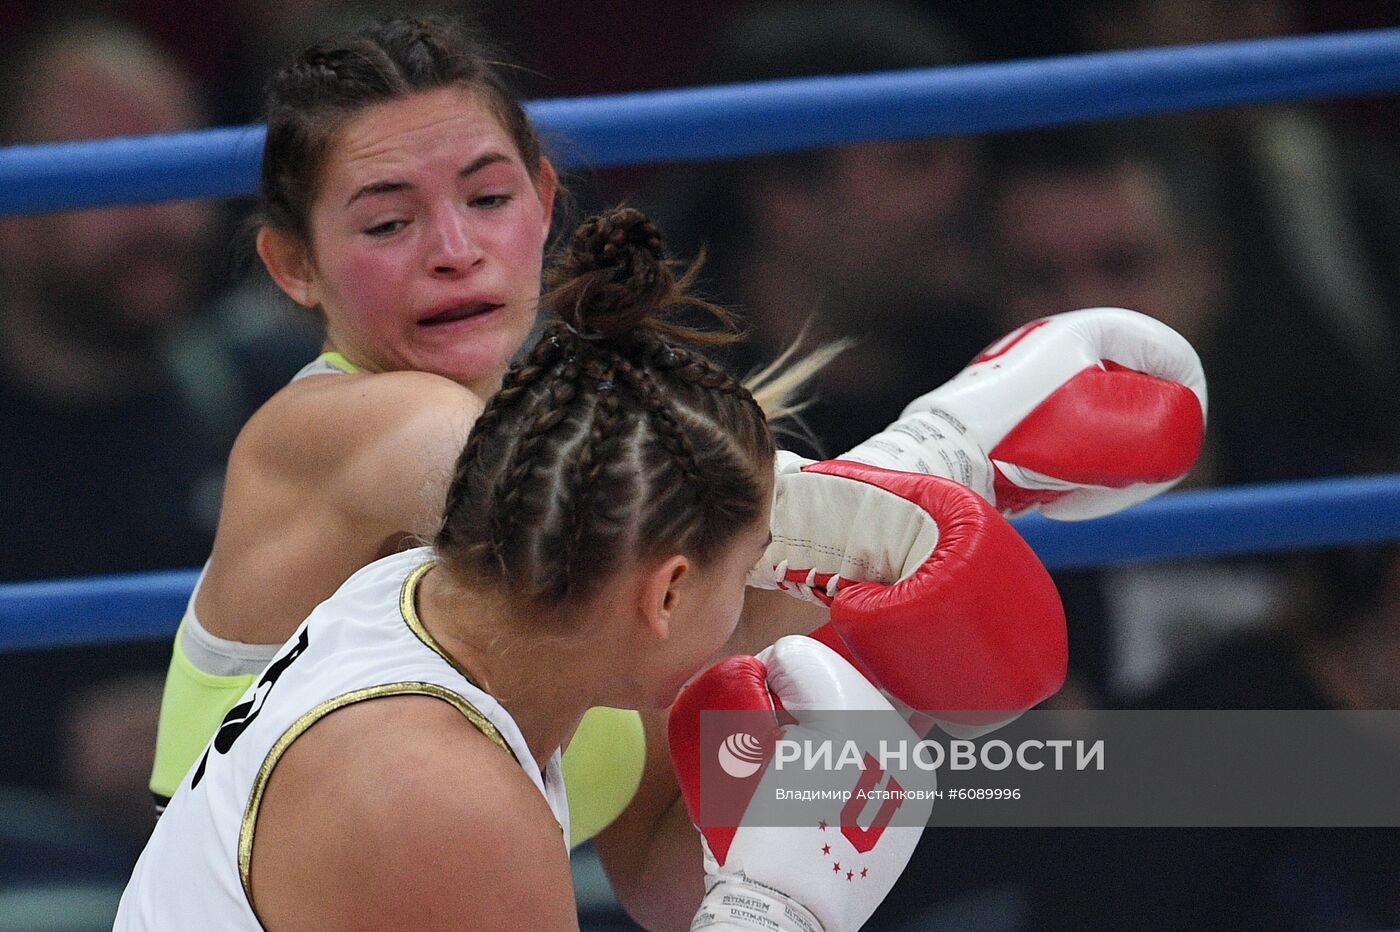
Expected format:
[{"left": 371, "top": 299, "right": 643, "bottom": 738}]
[
  {"left": 4, "top": 474, "right": 1400, "bottom": 653},
  {"left": 2, "top": 32, "right": 1399, "bottom": 652},
  {"left": 2, "top": 29, "right": 1399, "bottom": 215}
]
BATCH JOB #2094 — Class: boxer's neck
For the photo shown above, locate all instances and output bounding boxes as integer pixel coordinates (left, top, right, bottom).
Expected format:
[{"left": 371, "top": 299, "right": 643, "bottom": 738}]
[{"left": 414, "top": 563, "right": 618, "bottom": 769}]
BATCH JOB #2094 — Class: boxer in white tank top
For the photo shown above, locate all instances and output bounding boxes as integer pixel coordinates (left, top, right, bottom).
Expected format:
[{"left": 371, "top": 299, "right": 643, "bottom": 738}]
[
  {"left": 149, "top": 351, "right": 643, "bottom": 844},
  {"left": 118, "top": 547, "right": 568, "bottom": 930}
]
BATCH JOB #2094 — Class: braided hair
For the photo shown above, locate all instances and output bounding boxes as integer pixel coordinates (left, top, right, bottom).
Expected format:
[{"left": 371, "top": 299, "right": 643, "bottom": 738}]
[{"left": 436, "top": 207, "right": 775, "bottom": 605}]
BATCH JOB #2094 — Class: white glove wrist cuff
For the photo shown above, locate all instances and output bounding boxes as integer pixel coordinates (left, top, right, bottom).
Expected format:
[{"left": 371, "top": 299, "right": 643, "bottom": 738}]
[
  {"left": 693, "top": 875, "right": 825, "bottom": 932},
  {"left": 839, "top": 410, "right": 995, "bottom": 505}
]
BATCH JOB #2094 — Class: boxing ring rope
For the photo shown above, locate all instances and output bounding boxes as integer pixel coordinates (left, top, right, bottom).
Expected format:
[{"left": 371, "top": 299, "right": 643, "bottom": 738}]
[
  {"left": 5, "top": 473, "right": 1400, "bottom": 654},
  {"left": 3, "top": 28, "right": 1400, "bottom": 214},
  {"left": 2, "top": 29, "right": 1400, "bottom": 653}
]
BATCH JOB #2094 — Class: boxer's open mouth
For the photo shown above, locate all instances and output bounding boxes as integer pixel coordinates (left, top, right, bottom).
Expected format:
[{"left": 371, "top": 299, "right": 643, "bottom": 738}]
[{"left": 419, "top": 302, "right": 502, "bottom": 326}]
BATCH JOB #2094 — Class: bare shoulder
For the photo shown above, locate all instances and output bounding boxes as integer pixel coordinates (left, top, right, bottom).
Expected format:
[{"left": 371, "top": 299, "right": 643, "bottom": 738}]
[
  {"left": 250, "top": 694, "right": 579, "bottom": 931},
  {"left": 198, "top": 370, "right": 488, "bottom": 641},
  {"left": 228, "top": 369, "right": 486, "bottom": 538},
  {"left": 234, "top": 370, "right": 485, "bottom": 480}
]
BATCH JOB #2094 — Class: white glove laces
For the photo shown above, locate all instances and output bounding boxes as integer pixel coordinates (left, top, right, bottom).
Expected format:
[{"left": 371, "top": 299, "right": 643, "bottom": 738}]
[{"left": 755, "top": 560, "right": 844, "bottom": 607}]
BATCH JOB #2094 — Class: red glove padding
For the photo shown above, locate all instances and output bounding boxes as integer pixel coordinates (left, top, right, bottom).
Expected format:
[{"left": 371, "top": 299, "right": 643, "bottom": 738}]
[
  {"left": 752, "top": 458, "right": 1066, "bottom": 718},
  {"left": 670, "top": 636, "right": 927, "bottom": 932},
  {"left": 842, "top": 307, "right": 1207, "bottom": 520}
]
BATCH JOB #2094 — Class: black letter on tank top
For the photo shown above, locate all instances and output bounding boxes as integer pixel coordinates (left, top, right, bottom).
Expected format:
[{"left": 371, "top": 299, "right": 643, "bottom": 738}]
[{"left": 190, "top": 627, "right": 311, "bottom": 790}]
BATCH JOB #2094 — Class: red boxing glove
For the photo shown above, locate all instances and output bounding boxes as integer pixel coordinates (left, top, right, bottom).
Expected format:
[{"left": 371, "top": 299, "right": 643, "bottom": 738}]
[
  {"left": 751, "top": 457, "right": 1066, "bottom": 718},
  {"left": 670, "top": 636, "right": 927, "bottom": 932},
  {"left": 842, "top": 307, "right": 1207, "bottom": 520}
]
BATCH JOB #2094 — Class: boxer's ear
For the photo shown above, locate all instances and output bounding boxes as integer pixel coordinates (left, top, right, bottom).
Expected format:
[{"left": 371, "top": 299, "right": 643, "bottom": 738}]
[
  {"left": 638, "top": 555, "right": 690, "bottom": 642},
  {"left": 257, "top": 227, "right": 321, "bottom": 309}
]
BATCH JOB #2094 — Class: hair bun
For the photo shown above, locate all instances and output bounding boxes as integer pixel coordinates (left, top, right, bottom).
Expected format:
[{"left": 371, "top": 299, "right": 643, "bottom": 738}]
[{"left": 548, "top": 206, "right": 672, "bottom": 340}]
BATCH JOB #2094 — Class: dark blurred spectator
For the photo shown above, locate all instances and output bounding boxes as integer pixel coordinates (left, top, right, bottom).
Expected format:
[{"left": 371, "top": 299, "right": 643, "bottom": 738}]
[
  {"left": 208, "top": 0, "right": 479, "bottom": 124},
  {"left": 900, "top": 110, "right": 1400, "bottom": 917},
  {"left": 1, "top": 19, "right": 221, "bottom": 579},
  {"left": 0, "top": 17, "right": 314, "bottom": 847},
  {"left": 983, "top": 126, "right": 1400, "bottom": 699},
  {"left": 1069, "top": 0, "right": 1400, "bottom": 483},
  {"left": 1085, "top": 546, "right": 1400, "bottom": 929},
  {"left": 986, "top": 132, "right": 1225, "bottom": 407},
  {"left": 987, "top": 125, "right": 1400, "bottom": 487},
  {"left": 1150, "top": 543, "right": 1400, "bottom": 710},
  {"left": 654, "top": 0, "right": 1000, "bottom": 458},
  {"left": 1077, "top": 0, "right": 1294, "bottom": 48}
]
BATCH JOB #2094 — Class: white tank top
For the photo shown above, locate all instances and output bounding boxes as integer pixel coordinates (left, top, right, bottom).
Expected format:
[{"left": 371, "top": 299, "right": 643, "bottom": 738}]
[{"left": 118, "top": 547, "right": 569, "bottom": 930}]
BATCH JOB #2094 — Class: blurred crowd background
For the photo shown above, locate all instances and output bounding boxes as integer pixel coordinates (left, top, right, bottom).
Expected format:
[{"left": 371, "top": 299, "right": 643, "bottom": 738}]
[{"left": 1, "top": 1, "right": 1399, "bottom": 928}]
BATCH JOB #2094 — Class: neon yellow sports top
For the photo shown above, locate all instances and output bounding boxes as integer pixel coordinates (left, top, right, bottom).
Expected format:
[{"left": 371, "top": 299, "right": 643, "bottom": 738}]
[{"left": 148, "top": 352, "right": 647, "bottom": 847}]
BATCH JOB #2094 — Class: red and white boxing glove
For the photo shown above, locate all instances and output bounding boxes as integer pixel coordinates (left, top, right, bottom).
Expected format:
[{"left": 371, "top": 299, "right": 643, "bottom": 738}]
[
  {"left": 671, "top": 636, "right": 927, "bottom": 932},
  {"left": 751, "top": 455, "right": 1066, "bottom": 718},
  {"left": 841, "top": 307, "right": 1207, "bottom": 520}
]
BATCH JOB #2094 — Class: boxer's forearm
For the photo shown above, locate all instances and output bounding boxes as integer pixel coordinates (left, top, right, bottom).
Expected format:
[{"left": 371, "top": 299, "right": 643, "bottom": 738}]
[
  {"left": 594, "top": 592, "right": 826, "bottom": 930},
  {"left": 592, "top": 710, "right": 702, "bottom": 932}
]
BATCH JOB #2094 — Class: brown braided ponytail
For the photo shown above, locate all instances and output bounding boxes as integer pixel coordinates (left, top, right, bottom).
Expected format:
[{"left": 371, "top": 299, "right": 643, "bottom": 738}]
[
  {"left": 544, "top": 206, "right": 742, "bottom": 345},
  {"left": 435, "top": 206, "right": 775, "bottom": 607}
]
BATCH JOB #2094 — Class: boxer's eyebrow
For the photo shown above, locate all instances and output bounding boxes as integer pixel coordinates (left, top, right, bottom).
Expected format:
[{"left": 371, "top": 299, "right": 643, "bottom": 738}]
[
  {"left": 346, "top": 153, "right": 512, "bottom": 206},
  {"left": 457, "top": 152, "right": 510, "bottom": 179},
  {"left": 347, "top": 180, "right": 409, "bottom": 205}
]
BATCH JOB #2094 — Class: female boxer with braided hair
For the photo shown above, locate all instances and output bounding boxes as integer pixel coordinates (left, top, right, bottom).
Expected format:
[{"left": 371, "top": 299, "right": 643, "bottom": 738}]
[
  {"left": 141, "top": 13, "right": 1200, "bottom": 930},
  {"left": 118, "top": 207, "right": 862, "bottom": 929},
  {"left": 144, "top": 19, "right": 836, "bottom": 928}
]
